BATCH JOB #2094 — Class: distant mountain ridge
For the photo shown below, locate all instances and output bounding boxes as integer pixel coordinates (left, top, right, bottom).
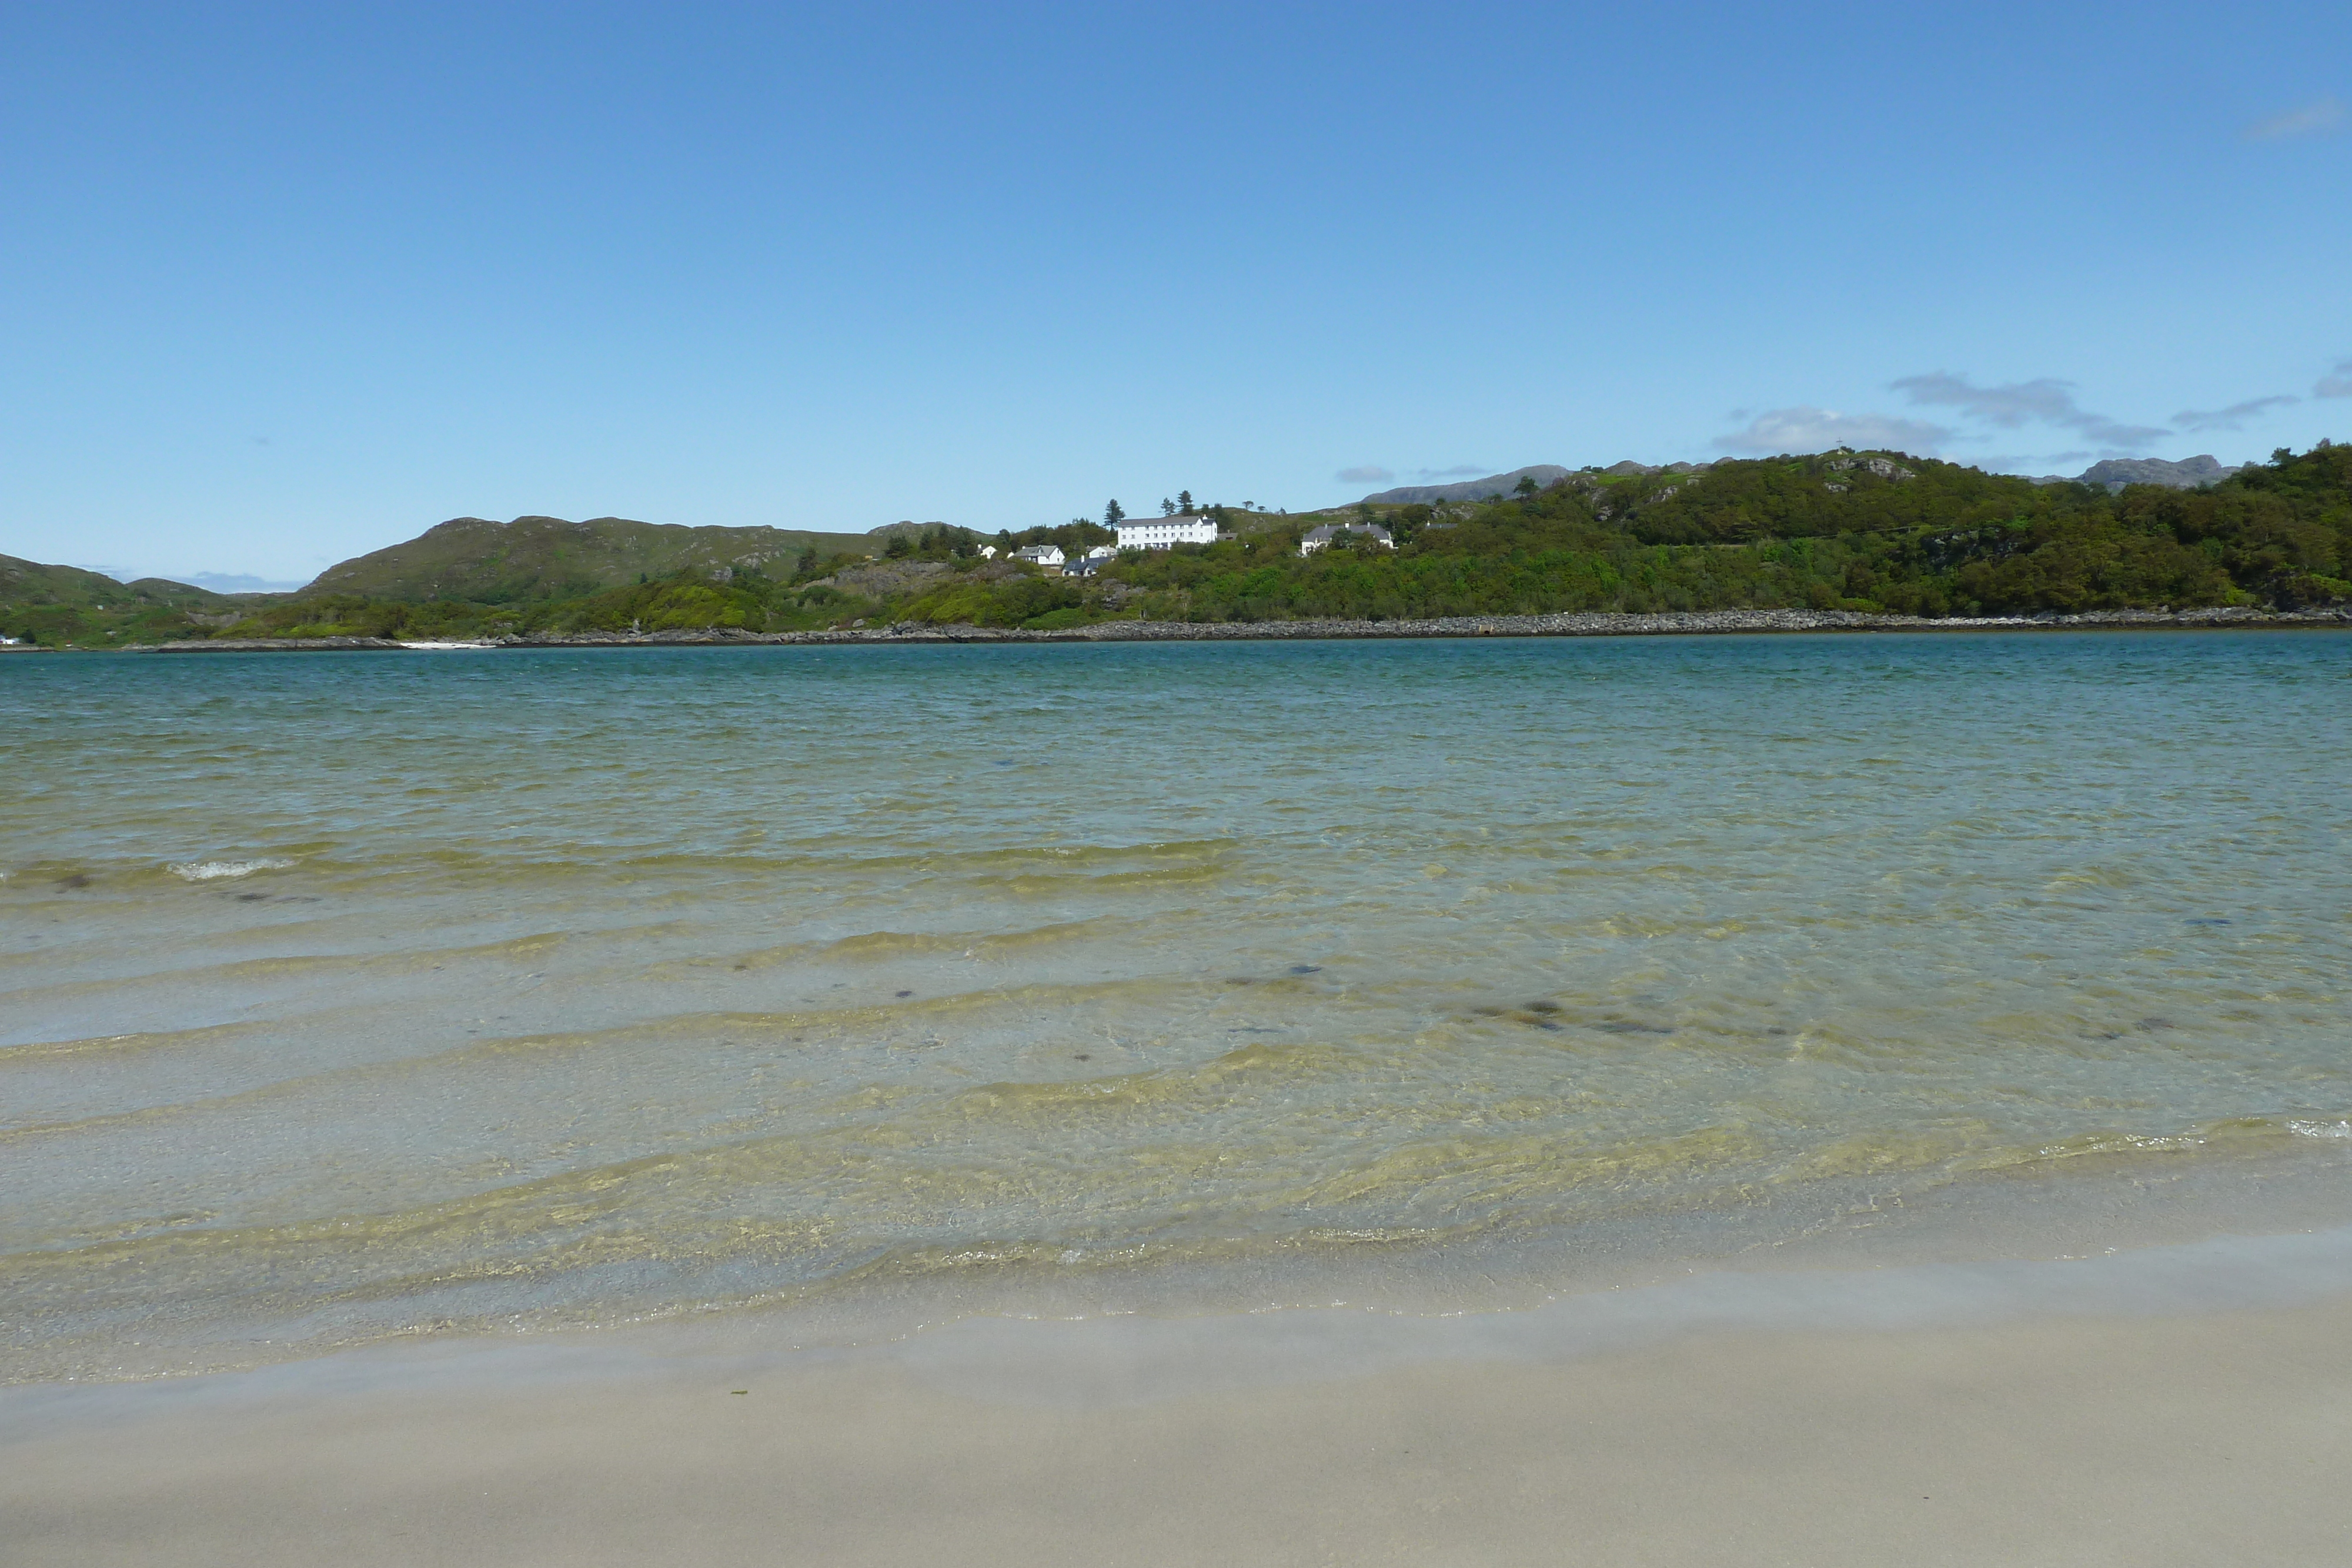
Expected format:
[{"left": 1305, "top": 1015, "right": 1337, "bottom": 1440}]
[
  {"left": 74, "top": 566, "right": 301, "bottom": 594},
  {"left": 165, "top": 570, "right": 307, "bottom": 594},
  {"left": 1359, "top": 467, "right": 1573, "bottom": 504},
  {"left": 1362, "top": 460, "right": 1720, "bottom": 504},
  {"left": 1374, "top": 453, "right": 2246, "bottom": 505}
]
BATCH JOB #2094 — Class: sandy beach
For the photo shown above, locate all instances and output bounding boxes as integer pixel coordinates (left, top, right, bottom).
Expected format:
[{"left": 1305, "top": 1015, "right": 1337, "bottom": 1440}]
[
  {"left": 10, "top": 633, "right": 2349, "bottom": 1564},
  {"left": 9, "top": 1228, "right": 2352, "bottom": 1567},
  {"left": 14, "top": 0, "right": 2351, "bottom": 1559}
]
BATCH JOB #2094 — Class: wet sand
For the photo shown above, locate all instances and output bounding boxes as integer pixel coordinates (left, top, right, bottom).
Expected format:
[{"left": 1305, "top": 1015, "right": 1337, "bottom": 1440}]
[{"left": 8, "top": 1261, "right": 2350, "bottom": 1566}]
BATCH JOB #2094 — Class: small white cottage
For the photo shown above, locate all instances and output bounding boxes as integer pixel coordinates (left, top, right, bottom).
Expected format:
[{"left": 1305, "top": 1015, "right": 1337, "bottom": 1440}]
[{"left": 1299, "top": 522, "right": 1396, "bottom": 556}]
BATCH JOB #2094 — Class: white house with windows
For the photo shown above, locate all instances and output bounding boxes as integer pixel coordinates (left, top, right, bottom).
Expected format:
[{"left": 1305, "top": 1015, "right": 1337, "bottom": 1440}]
[
  {"left": 1013, "top": 544, "right": 1065, "bottom": 572},
  {"left": 1115, "top": 514, "right": 1218, "bottom": 550},
  {"left": 1299, "top": 521, "right": 1396, "bottom": 556}
]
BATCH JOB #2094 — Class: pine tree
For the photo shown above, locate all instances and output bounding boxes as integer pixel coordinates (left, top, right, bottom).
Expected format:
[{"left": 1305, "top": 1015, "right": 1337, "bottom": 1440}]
[
  {"left": 1105, "top": 499, "right": 1125, "bottom": 526},
  {"left": 1177, "top": 490, "right": 1193, "bottom": 513}
]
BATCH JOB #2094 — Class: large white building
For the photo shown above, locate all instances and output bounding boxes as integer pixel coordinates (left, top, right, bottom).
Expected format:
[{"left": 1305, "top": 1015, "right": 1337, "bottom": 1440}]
[{"left": 1115, "top": 514, "right": 1218, "bottom": 550}]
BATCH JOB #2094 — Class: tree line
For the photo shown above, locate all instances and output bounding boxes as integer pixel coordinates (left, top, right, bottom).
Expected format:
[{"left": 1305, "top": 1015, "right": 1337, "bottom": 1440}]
[{"left": 18, "top": 443, "right": 2343, "bottom": 644}]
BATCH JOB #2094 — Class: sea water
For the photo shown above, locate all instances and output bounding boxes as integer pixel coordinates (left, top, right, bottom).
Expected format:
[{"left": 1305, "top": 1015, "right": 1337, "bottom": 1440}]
[{"left": 3, "top": 631, "right": 2347, "bottom": 1382}]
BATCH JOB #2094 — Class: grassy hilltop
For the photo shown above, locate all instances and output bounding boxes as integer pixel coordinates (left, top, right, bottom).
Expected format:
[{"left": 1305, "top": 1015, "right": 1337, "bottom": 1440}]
[
  {"left": 308, "top": 515, "right": 883, "bottom": 601},
  {"left": 6, "top": 444, "right": 2348, "bottom": 647}
]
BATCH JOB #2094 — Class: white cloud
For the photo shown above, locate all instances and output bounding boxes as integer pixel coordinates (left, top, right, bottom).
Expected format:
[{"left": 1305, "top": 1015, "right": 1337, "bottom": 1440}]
[
  {"left": 1890, "top": 372, "right": 2169, "bottom": 450},
  {"left": 2173, "top": 395, "right": 2298, "bottom": 431},
  {"left": 1712, "top": 407, "right": 1951, "bottom": 456},
  {"left": 2316, "top": 360, "right": 2352, "bottom": 399},
  {"left": 2243, "top": 98, "right": 2346, "bottom": 141},
  {"left": 1335, "top": 465, "right": 1394, "bottom": 484}
]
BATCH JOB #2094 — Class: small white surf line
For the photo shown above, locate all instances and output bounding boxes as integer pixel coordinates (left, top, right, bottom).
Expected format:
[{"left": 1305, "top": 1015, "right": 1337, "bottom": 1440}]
[{"left": 168, "top": 858, "right": 297, "bottom": 882}]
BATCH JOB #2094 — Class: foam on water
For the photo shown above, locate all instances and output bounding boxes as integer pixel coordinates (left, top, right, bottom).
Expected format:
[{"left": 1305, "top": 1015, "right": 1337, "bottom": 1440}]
[
  {"left": 165, "top": 858, "right": 297, "bottom": 882},
  {"left": 3, "top": 632, "right": 2348, "bottom": 1383}
]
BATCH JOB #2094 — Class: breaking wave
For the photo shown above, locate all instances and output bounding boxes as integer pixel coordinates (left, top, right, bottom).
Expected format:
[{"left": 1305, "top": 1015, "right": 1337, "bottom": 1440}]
[{"left": 167, "top": 858, "right": 296, "bottom": 882}]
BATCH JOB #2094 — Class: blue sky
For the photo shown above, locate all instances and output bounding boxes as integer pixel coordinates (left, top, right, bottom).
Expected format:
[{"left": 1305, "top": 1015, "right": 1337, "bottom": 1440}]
[{"left": 4, "top": 2, "right": 2348, "bottom": 583}]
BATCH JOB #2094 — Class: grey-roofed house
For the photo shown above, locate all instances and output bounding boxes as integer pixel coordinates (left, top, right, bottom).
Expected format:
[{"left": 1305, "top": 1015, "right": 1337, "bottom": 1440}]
[{"left": 1299, "top": 522, "right": 1395, "bottom": 556}]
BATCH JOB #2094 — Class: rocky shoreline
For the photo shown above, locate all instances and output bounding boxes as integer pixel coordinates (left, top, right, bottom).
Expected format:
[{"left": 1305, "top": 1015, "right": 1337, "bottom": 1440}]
[{"left": 126, "top": 604, "right": 2352, "bottom": 652}]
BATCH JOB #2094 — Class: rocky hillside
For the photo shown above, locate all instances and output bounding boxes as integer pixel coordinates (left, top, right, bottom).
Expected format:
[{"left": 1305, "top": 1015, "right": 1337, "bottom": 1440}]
[
  {"left": 2070, "top": 456, "right": 2242, "bottom": 491},
  {"left": 1387, "top": 453, "right": 2250, "bottom": 506}
]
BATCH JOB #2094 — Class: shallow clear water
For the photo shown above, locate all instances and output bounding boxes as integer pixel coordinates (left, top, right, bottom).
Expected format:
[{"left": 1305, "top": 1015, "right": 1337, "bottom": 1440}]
[{"left": 4, "top": 632, "right": 2348, "bottom": 1380}]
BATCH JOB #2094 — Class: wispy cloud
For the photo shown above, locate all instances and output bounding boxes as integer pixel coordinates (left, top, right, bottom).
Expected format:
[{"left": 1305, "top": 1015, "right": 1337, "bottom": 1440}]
[
  {"left": 1890, "top": 372, "right": 2169, "bottom": 451},
  {"left": 1335, "top": 464, "right": 1394, "bottom": 484},
  {"left": 2316, "top": 360, "right": 2352, "bottom": 399},
  {"left": 1712, "top": 407, "right": 1951, "bottom": 456},
  {"left": 2173, "top": 396, "right": 2298, "bottom": 432},
  {"left": 2242, "top": 98, "right": 2346, "bottom": 141},
  {"left": 1888, "top": 373, "right": 2074, "bottom": 427},
  {"left": 1973, "top": 451, "right": 2093, "bottom": 474}
]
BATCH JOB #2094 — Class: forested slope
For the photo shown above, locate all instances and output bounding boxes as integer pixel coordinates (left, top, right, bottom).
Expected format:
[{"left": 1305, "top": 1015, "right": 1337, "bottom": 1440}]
[{"left": 8, "top": 444, "right": 2346, "bottom": 645}]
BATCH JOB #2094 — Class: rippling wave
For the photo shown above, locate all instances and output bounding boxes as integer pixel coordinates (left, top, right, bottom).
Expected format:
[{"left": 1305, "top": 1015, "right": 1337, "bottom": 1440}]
[{"left": 4, "top": 634, "right": 2348, "bottom": 1380}]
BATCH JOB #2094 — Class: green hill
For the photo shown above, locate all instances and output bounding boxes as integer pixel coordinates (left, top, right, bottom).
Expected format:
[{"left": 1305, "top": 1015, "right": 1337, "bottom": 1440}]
[
  {"left": 191, "top": 443, "right": 2352, "bottom": 638},
  {"left": 11, "top": 446, "right": 2347, "bottom": 647},
  {"left": 1154, "top": 442, "right": 2350, "bottom": 620},
  {"left": 2, "top": 513, "right": 911, "bottom": 645},
  {"left": 304, "top": 515, "right": 886, "bottom": 601},
  {"left": 0, "top": 556, "right": 254, "bottom": 647}
]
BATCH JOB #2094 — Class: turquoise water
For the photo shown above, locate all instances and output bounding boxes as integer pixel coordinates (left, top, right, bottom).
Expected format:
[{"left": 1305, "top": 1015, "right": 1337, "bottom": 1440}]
[{"left": 3, "top": 632, "right": 2348, "bottom": 1380}]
